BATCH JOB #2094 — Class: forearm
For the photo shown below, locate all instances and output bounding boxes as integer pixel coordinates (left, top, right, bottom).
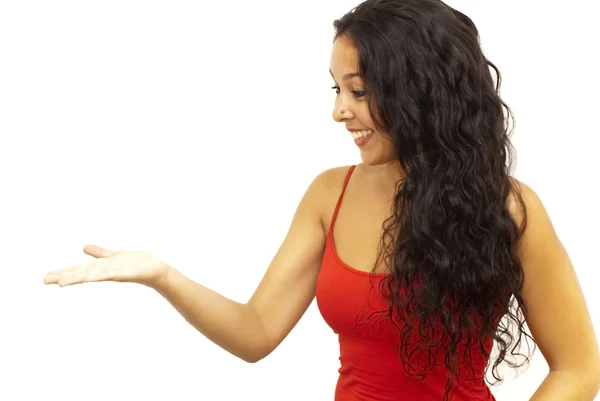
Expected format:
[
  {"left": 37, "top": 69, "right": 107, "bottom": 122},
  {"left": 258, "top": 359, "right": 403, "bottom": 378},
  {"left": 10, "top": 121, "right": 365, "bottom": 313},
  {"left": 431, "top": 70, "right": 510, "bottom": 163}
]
[
  {"left": 153, "top": 266, "right": 271, "bottom": 363},
  {"left": 529, "top": 369, "right": 600, "bottom": 401}
]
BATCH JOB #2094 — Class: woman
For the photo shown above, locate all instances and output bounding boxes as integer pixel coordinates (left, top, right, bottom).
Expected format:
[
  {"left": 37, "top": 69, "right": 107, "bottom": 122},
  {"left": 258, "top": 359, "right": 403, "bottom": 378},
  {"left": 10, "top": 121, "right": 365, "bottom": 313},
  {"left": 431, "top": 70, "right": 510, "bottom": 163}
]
[{"left": 43, "top": 0, "right": 600, "bottom": 400}]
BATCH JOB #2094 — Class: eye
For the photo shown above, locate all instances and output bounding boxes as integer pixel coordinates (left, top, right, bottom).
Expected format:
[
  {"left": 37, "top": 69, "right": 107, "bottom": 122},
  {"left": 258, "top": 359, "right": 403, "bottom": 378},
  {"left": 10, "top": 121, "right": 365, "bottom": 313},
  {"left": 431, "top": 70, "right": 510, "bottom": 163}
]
[
  {"left": 331, "top": 86, "right": 340, "bottom": 94},
  {"left": 352, "top": 90, "right": 366, "bottom": 98}
]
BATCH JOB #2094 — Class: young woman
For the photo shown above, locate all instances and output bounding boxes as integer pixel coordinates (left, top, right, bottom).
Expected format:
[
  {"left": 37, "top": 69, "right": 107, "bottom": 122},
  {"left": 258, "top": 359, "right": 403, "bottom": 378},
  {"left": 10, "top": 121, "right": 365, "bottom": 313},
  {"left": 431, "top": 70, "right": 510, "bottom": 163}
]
[{"left": 44, "top": 1, "right": 600, "bottom": 400}]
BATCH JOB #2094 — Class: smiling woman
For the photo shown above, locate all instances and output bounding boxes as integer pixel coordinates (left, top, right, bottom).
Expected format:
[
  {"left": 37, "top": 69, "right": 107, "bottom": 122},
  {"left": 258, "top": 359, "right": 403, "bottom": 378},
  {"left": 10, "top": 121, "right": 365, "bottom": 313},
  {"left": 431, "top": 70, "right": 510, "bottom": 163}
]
[
  {"left": 329, "top": 42, "right": 394, "bottom": 159},
  {"left": 42, "top": 1, "right": 600, "bottom": 401}
]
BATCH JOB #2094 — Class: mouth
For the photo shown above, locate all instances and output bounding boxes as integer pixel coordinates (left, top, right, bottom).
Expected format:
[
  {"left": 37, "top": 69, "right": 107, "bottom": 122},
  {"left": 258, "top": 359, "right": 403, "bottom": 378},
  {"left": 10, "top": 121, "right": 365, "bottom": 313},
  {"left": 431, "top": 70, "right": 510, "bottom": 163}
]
[
  {"left": 349, "top": 129, "right": 374, "bottom": 140},
  {"left": 350, "top": 129, "right": 375, "bottom": 148}
]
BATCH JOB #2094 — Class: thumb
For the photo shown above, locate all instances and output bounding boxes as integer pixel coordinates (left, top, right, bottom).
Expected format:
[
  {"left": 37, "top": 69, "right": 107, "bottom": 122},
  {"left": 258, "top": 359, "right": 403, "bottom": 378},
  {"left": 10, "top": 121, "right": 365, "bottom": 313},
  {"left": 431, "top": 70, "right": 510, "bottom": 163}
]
[{"left": 83, "top": 244, "right": 118, "bottom": 259}]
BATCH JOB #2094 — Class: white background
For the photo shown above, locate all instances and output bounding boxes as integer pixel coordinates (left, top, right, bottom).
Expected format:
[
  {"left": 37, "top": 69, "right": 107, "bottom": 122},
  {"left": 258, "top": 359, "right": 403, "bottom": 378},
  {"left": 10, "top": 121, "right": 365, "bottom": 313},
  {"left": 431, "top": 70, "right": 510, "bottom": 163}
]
[{"left": 1, "top": 0, "right": 598, "bottom": 400}]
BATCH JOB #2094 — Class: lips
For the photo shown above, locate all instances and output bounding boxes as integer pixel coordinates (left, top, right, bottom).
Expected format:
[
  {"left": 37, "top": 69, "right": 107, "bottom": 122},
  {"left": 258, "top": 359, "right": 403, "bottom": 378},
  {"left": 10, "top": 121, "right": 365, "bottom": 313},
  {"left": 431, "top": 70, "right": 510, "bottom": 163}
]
[{"left": 349, "top": 129, "right": 373, "bottom": 140}]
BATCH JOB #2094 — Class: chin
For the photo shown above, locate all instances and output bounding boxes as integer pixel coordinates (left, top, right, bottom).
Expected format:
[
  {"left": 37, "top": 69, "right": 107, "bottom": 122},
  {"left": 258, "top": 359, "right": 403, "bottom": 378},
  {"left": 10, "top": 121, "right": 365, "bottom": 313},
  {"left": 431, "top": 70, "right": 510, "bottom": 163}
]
[{"left": 359, "top": 154, "right": 387, "bottom": 166}]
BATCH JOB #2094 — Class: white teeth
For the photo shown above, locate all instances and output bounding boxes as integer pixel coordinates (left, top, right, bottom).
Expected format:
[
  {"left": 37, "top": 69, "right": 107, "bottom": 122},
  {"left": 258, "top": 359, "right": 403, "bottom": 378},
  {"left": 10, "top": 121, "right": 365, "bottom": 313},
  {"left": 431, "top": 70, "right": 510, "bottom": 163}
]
[{"left": 351, "top": 129, "right": 373, "bottom": 139}]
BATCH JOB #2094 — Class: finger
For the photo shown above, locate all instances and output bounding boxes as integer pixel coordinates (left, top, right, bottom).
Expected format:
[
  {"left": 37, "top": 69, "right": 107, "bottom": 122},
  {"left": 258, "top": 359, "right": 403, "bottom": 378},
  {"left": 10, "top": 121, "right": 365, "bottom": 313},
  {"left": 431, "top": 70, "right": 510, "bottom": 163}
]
[
  {"left": 56, "top": 271, "right": 87, "bottom": 287},
  {"left": 60, "top": 268, "right": 116, "bottom": 286},
  {"left": 45, "top": 262, "right": 87, "bottom": 277},
  {"left": 43, "top": 261, "right": 97, "bottom": 285},
  {"left": 43, "top": 266, "right": 73, "bottom": 285},
  {"left": 43, "top": 273, "right": 59, "bottom": 285},
  {"left": 81, "top": 269, "right": 114, "bottom": 283},
  {"left": 83, "top": 245, "right": 117, "bottom": 259},
  {"left": 66, "top": 260, "right": 118, "bottom": 285}
]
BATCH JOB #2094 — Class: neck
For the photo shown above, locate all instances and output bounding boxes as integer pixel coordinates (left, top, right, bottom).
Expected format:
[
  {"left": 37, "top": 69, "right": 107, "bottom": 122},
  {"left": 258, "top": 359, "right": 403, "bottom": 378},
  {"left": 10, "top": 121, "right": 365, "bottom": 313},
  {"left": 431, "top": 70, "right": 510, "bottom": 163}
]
[{"left": 359, "top": 160, "right": 405, "bottom": 181}]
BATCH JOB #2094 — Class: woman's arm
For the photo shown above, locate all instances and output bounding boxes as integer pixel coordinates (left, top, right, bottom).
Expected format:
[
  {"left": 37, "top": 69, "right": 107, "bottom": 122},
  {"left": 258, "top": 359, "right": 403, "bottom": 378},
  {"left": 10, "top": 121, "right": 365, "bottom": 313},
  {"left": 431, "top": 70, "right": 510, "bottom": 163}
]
[
  {"left": 153, "top": 169, "right": 333, "bottom": 363},
  {"left": 510, "top": 181, "right": 600, "bottom": 400}
]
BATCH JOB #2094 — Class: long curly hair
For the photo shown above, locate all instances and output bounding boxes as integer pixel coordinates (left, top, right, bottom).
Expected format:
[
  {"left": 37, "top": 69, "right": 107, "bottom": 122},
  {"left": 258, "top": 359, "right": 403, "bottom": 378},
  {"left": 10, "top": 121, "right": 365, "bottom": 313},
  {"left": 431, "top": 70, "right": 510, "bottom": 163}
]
[{"left": 333, "top": 1, "right": 533, "bottom": 399}]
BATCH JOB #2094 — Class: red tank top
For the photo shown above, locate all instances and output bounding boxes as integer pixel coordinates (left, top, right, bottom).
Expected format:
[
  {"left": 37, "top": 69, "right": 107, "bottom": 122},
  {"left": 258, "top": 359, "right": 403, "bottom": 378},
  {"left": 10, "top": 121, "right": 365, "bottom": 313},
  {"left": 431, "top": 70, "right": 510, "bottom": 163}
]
[{"left": 315, "top": 165, "right": 496, "bottom": 401}]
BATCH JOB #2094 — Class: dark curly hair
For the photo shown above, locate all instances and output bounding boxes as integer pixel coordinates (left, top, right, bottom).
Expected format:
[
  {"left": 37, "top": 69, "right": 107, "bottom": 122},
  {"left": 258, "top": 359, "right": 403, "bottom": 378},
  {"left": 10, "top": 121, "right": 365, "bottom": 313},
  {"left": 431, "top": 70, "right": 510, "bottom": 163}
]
[{"left": 333, "top": 0, "right": 533, "bottom": 399}]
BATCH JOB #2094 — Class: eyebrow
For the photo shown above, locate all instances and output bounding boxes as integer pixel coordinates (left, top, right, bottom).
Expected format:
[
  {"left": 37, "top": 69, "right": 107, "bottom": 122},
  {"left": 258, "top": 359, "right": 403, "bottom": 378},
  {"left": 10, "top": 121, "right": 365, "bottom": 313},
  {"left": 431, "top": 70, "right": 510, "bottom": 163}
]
[{"left": 329, "top": 69, "right": 361, "bottom": 81}]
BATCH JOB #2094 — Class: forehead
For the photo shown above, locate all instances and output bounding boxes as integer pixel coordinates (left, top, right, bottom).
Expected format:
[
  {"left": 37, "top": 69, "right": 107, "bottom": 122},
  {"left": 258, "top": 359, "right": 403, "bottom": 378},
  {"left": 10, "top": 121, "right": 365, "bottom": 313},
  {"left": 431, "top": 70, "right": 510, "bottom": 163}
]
[{"left": 330, "top": 35, "right": 359, "bottom": 75}]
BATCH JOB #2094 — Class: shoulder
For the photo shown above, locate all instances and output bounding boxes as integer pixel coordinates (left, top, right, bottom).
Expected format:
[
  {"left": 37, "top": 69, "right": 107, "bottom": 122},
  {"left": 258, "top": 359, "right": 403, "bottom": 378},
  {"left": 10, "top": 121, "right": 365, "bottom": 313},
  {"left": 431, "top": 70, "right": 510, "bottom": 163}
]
[
  {"left": 312, "top": 165, "right": 355, "bottom": 189},
  {"left": 312, "top": 164, "right": 356, "bottom": 200},
  {"left": 506, "top": 176, "right": 529, "bottom": 227},
  {"left": 506, "top": 176, "right": 544, "bottom": 226},
  {"left": 305, "top": 165, "right": 355, "bottom": 223},
  {"left": 506, "top": 176, "right": 558, "bottom": 256}
]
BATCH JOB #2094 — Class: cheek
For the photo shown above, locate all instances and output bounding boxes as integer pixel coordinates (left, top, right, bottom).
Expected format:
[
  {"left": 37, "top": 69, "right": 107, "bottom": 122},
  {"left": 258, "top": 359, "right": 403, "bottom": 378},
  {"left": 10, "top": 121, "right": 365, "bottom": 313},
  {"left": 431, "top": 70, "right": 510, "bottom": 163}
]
[
  {"left": 374, "top": 130, "right": 395, "bottom": 149},
  {"left": 357, "top": 105, "right": 376, "bottom": 128}
]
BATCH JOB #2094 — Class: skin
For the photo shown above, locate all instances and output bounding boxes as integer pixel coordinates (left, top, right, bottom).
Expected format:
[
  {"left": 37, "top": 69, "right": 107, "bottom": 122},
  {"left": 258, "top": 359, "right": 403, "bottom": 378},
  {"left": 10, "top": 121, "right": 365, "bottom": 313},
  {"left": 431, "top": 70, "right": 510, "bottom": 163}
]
[
  {"left": 44, "top": 35, "right": 600, "bottom": 399},
  {"left": 330, "top": 35, "right": 404, "bottom": 185},
  {"left": 508, "top": 182, "right": 600, "bottom": 400}
]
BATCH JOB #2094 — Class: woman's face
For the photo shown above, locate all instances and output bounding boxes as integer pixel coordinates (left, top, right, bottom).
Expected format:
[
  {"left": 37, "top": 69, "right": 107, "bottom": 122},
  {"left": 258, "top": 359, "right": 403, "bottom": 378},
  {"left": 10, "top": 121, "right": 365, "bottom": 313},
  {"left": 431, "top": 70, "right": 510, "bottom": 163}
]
[{"left": 329, "top": 35, "right": 397, "bottom": 166}]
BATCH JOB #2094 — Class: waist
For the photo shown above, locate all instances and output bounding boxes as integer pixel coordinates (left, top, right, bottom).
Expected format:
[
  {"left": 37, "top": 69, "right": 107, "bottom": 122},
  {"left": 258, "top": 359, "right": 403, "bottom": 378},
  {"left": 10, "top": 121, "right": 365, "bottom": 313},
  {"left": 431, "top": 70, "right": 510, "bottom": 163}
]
[{"left": 335, "top": 337, "right": 494, "bottom": 401}]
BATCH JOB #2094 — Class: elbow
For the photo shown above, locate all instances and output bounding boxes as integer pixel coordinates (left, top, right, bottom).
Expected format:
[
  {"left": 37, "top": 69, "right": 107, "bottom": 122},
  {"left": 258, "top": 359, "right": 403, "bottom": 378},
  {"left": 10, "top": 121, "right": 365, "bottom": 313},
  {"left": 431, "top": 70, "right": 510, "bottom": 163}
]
[
  {"left": 241, "top": 349, "right": 271, "bottom": 364},
  {"left": 553, "top": 359, "right": 600, "bottom": 398},
  {"left": 239, "top": 342, "right": 274, "bottom": 364},
  {"left": 237, "top": 305, "right": 277, "bottom": 364},
  {"left": 242, "top": 355, "right": 263, "bottom": 364},
  {"left": 584, "top": 371, "right": 600, "bottom": 400}
]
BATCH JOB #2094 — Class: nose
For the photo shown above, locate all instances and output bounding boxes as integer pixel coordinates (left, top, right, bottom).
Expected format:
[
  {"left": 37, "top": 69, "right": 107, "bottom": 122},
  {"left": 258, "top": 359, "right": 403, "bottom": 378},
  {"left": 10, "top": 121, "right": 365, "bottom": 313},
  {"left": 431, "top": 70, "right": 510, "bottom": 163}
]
[{"left": 332, "top": 99, "right": 353, "bottom": 122}]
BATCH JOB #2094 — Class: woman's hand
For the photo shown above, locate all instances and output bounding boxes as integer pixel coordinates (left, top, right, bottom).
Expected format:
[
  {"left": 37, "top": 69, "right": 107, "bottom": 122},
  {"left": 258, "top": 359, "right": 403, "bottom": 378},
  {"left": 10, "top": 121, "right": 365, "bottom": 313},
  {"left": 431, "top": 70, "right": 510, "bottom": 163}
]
[{"left": 43, "top": 245, "right": 171, "bottom": 289}]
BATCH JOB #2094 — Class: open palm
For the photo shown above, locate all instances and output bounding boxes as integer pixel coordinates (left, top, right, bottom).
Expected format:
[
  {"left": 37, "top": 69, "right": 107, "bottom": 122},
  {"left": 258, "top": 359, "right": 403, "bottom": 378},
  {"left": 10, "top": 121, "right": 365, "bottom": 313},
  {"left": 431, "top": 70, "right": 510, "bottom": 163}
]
[{"left": 43, "top": 245, "right": 170, "bottom": 288}]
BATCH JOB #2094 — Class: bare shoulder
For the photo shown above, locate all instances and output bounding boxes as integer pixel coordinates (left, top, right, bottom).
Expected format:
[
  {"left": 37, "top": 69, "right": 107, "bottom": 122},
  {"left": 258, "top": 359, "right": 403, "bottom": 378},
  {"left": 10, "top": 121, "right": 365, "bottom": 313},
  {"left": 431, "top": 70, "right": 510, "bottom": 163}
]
[
  {"left": 312, "top": 165, "right": 354, "bottom": 188},
  {"left": 505, "top": 176, "right": 547, "bottom": 238},
  {"left": 506, "top": 176, "right": 527, "bottom": 225},
  {"left": 506, "top": 175, "right": 563, "bottom": 267},
  {"left": 243, "top": 164, "right": 355, "bottom": 357},
  {"left": 308, "top": 165, "right": 355, "bottom": 221}
]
